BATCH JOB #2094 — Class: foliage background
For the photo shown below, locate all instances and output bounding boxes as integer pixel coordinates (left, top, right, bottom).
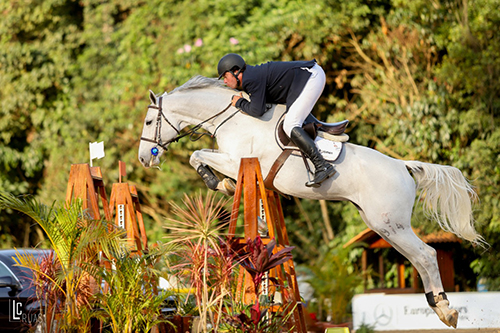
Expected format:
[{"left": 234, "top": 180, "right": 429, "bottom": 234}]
[{"left": 1, "top": 0, "right": 498, "bottom": 288}]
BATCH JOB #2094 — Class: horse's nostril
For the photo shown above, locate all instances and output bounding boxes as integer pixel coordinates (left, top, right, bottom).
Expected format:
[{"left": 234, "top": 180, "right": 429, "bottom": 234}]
[{"left": 140, "top": 157, "right": 145, "bottom": 163}]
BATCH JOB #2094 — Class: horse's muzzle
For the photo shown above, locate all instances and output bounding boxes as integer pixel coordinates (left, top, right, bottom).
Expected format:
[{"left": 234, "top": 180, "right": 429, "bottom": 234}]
[{"left": 139, "top": 153, "right": 160, "bottom": 168}]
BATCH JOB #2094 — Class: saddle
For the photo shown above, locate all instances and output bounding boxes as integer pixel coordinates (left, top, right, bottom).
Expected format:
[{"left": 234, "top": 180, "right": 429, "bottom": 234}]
[
  {"left": 277, "top": 114, "right": 349, "bottom": 147},
  {"left": 264, "top": 114, "right": 349, "bottom": 192}
]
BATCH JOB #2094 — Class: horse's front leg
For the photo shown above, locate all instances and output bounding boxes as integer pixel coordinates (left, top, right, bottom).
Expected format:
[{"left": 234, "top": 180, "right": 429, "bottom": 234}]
[{"left": 190, "top": 149, "right": 238, "bottom": 196}]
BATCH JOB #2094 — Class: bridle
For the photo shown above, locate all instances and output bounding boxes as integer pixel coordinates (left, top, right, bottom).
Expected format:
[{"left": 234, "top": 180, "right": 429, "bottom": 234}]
[
  {"left": 140, "top": 96, "right": 180, "bottom": 156},
  {"left": 140, "top": 95, "right": 235, "bottom": 156}
]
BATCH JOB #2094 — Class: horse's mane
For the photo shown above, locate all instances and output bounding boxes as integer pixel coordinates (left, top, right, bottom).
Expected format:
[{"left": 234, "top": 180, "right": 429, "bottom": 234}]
[{"left": 170, "top": 75, "right": 229, "bottom": 94}]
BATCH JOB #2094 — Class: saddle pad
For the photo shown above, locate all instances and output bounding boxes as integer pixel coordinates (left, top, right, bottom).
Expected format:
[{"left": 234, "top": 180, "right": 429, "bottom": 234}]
[{"left": 315, "top": 136, "right": 343, "bottom": 162}]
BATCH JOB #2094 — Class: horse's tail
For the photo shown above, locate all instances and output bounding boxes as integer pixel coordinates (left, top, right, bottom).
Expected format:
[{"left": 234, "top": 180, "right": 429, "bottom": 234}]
[{"left": 404, "top": 160, "right": 486, "bottom": 247}]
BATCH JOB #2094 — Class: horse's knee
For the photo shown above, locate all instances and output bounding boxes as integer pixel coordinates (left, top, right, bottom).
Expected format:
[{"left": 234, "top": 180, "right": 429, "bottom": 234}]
[{"left": 189, "top": 152, "right": 201, "bottom": 168}]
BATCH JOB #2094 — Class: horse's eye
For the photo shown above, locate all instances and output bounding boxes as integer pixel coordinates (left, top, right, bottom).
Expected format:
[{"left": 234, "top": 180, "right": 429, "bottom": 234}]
[{"left": 146, "top": 120, "right": 153, "bottom": 126}]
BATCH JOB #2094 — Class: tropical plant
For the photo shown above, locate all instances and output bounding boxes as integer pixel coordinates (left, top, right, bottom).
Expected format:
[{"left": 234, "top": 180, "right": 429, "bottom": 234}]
[
  {"left": 356, "top": 322, "right": 376, "bottom": 333},
  {"left": 164, "top": 191, "right": 299, "bottom": 332},
  {"left": 239, "top": 236, "right": 294, "bottom": 292},
  {"left": 93, "top": 246, "right": 172, "bottom": 333},
  {"left": 222, "top": 300, "right": 294, "bottom": 333},
  {"left": 307, "top": 243, "right": 362, "bottom": 324},
  {"left": 16, "top": 250, "right": 64, "bottom": 332},
  {"left": 165, "top": 191, "right": 232, "bottom": 332},
  {"left": 0, "top": 191, "right": 125, "bottom": 331},
  {"left": 221, "top": 235, "right": 296, "bottom": 333}
]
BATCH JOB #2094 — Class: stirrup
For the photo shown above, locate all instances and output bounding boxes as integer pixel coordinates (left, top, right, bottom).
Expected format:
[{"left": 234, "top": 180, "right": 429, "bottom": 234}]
[{"left": 305, "top": 165, "right": 336, "bottom": 188}]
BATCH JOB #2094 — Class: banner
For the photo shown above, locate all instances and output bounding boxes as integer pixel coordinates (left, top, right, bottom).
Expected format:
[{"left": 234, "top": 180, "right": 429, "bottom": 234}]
[{"left": 352, "top": 292, "right": 500, "bottom": 330}]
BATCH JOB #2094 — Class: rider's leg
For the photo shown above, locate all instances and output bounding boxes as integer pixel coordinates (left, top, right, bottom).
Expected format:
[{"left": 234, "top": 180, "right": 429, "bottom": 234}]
[
  {"left": 283, "top": 64, "right": 326, "bottom": 137},
  {"left": 284, "top": 64, "right": 334, "bottom": 187},
  {"left": 290, "top": 127, "right": 336, "bottom": 187}
]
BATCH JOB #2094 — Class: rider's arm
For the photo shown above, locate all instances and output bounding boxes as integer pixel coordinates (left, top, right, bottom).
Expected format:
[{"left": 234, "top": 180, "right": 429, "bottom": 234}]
[{"left": 234, "top": 68, "right": 267, "bottom": 117}]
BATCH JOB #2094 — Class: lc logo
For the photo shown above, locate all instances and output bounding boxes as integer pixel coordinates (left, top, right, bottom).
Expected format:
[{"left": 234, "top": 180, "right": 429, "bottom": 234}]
[{"left": 9, "top": 300, "right": 23, "bottom": 321}]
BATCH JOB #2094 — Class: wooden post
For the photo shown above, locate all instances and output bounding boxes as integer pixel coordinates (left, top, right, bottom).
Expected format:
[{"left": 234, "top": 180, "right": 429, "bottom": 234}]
[
  {"left": 108, "top": 162, "right": 148, "bottom": 253},
  {"left": 228, "top": 157, "right": 307, "bottom": 333},
  {"left": 397, "top": 257, "right": 406, "bottom": 289},
  {"left": 119, "top": 160, "right": 126, "bottom": 183},
  {"left": 378, "top": 254, "right": 385, "bottom": 288},
  {"left": 361, "top": 250, "right": 367, "bottom": 291},
  {"left": 65, "top": 163, "right": 111, "bottom": 220},
  {"left": 65, "top": 163, "right": 111, "bottom": 333},
  {"left": 65, "top": 162, "right": 152, "bottom": 332}
]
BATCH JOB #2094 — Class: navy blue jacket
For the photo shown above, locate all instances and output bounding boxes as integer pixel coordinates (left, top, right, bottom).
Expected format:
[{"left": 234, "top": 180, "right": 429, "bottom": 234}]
[{"left": 235, "top": 60, "right": 317, "bottom": 117}]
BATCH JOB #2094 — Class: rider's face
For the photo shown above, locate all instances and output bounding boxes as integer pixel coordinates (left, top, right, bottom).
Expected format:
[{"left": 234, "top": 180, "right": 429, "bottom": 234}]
[{"left": 223, "top": 71, "right": 240, "bottom": 89}]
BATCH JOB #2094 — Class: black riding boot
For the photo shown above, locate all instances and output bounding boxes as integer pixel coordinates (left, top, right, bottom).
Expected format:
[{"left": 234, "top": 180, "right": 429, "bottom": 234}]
[{"left": 290, "top": 127, "right": 336, "bottom": 187}]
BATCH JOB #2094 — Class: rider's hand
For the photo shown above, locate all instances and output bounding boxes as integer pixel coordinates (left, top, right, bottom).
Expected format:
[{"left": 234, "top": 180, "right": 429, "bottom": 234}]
[{"left": 231, "top": 93, "right": 243, "bottom": 107}]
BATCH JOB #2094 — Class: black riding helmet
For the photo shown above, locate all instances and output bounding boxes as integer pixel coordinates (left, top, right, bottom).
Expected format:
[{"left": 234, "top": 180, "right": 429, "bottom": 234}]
[{"left": 217, "top": 53, "right": 246, "bottom": 86}]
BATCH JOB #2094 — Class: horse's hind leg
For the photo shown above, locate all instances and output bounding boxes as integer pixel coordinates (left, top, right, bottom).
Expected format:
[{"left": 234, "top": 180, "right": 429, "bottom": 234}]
[
  {"left": 386, "top": 229, "right": 458, "bottom": 328},
  {"left": 359, "top": 208, "right": 458, "bottom": 328}
]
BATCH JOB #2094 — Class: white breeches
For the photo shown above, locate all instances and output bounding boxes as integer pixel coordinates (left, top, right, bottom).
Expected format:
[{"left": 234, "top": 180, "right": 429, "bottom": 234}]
[{"left": 283, "top": 63, "right": 326, "bottom": 137}]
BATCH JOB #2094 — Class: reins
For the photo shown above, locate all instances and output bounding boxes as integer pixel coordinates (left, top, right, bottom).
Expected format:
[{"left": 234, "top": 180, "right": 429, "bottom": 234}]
[{"left": 140, "top": 96, "right": 233, "bottom": 154}]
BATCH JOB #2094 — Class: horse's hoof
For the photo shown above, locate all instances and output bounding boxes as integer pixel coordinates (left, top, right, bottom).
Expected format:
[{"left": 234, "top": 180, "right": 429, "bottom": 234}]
[
  {"left": 223, "top": 178, "right": 236, "bottom": 194},
  {"left": 216, "top": 178, "right": 236, "bottom": 196},
  {"left": 446, "top": 309, "right": 458, "bottom": 328},
  {"left": 432, "top": 298, "right": 458, "bottom": 328}
]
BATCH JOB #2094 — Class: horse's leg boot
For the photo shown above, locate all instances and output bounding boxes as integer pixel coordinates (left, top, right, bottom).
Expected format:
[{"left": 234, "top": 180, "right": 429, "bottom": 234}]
[
  {"left": 290, "top": 127, "right": 336, "bottom": 187},
  {"left": 197, "top": 165, "right": 220, "bottom": 191},
  {"left": 426, "top": 292, "right": 458, "bottom": 328}
]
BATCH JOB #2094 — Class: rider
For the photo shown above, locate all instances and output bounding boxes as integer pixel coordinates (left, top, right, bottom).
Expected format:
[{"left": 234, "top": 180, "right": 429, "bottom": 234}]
[{"left": 217, "top": 53, "right": 336, "bottom": 188}]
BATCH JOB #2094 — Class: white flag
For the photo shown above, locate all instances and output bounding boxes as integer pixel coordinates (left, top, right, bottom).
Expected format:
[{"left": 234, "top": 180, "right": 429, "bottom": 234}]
[{"left": 89, "top": 141, "right": 105, "bottom": 165}]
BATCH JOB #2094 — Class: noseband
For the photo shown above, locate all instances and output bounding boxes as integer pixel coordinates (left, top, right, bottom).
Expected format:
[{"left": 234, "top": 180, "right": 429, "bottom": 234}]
[{"left": 140, "top": 95, "right": 234, "bottom": 156}]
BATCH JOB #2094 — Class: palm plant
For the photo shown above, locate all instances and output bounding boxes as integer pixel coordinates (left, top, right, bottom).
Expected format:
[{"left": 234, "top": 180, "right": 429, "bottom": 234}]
[
  {"left": 0, "top": 191, "right": 125, "bottom": 332},
  {"left": 16, "top": 250, "right": 65, "bottom": 332},
  {"left": 93, "top": 246, "right": 172, "bottom": 333}
]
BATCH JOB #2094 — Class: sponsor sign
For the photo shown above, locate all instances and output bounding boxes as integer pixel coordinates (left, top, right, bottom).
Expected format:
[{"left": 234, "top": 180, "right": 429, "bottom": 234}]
[{"left": 352, "top": 292, "right": 500, "bottom": 330}]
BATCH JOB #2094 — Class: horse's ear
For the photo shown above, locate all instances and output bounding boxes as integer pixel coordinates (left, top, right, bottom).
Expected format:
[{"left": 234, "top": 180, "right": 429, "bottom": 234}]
[{"left": 149, "top": 90, "right": 157, "bottom": 105}]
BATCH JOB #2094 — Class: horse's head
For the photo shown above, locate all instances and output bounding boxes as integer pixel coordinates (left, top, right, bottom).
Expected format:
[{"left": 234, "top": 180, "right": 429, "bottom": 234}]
[
  {"left": 138, "top": 90, "right": 181, "bottom": 167},
  {"left": 138, "top": 76, "right": 241, "bottom": 168}
]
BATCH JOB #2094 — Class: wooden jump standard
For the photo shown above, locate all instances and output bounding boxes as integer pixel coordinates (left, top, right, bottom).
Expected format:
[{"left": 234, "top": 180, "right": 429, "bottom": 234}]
[{"left": 228, "top": 157, "right": 307, "bottom": 333}]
